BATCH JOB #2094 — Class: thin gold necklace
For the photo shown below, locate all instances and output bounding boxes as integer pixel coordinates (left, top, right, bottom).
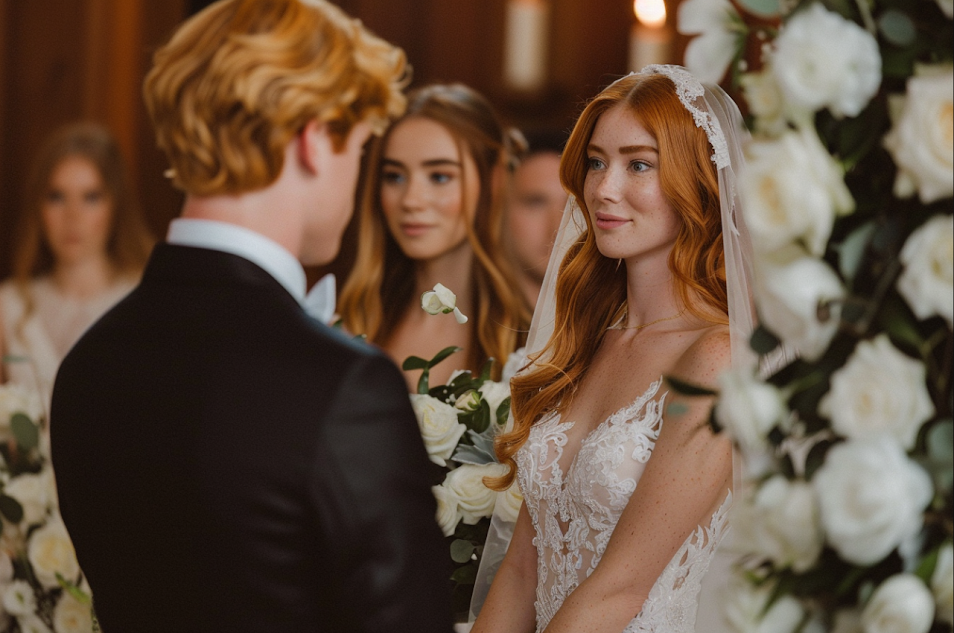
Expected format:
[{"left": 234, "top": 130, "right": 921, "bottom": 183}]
[{"left": 617, "top": 310, "right": 685, "bottom": 330}]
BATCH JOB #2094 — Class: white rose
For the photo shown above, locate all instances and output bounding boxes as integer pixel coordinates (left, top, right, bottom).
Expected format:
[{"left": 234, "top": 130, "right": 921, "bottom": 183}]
[
  {"left": 16, "top": 615, "right": 53, "bottom": 633},
  {"left": 454, "top": 390, "right": 481, "bottom": 412},
  {"left": 2, "top": 579, "right": 36, "bottom": 616},
  {"left": 812, "top": 437, "right": 933, "bottom": 565},
  {"left": 410, "top": 394, "right": 467, "bottom": 467},
  {"left": 495, "top": 481, "right": 524, "bottom": 524},
  {"left": 478, "top": 381, "right": 511, "bottom": 420},
  {"left": 715, "top": 368, "right": 787, "bottom": 454},
  {"left": 5, "top": 471, "right": 53, "bottom": 526},
  {"left": 933, "top": 543, "right": 954, "bottom": 625},
  {"left": 722, "top": 576, "right": 805, "bottom": 633},
  {"left": 432, "top": 484, "right": 462, "bottom": 537},
  {"left": 862, "top": 574, "right": 935, "bottom": 633},
  {"left": 772, "top": 3, "right": 881, "bottom": 118},
  {"left": 0, "top": 383, "right": 44, "bottom": 436},
  {"left": 747, "top": 475, "right": 823, "bottom": 572},
  {"left": 27, "top": 515, "right": 81, "bottom": 589},
  {"left": 52, "top": 593, "right": 94, "bottom": 633},
  {"left": 740, "top": 68, "right": 787, "bottom": 136},
  {"left": 883, "top": 68, "right": 954, "bottom": 204},
  {"left": 820, "top": 335, "right": 934, "bottom": 449},
  {"left": 754, "top": 251, "right": 845, "bottom": 362},
  {"left": 677, "top": 0, "right": 738, "bottom": 85},
  {"left": 742, "top": 128, "right": 854, "bottom": 256},
  {"left": 937, "top": 0, "right": 954, "bottom": 18},
  {"left": 897, "top": 215, "right": 954, "bottom": 327},
  {"left": 444, "top": 463, "right": 506, "bottom": 525},
  {"left": 421, "top": 283, "right": 468, "bottom": 323}
]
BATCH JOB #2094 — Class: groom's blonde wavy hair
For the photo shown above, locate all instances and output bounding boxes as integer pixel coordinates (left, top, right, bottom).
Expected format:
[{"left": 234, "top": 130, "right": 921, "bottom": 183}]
[
  {"left": 143, "top": 0, "right": 408, "bottom": 196},
  {"left": 489, "top": 73, "right": 728, "bottom": 491}
]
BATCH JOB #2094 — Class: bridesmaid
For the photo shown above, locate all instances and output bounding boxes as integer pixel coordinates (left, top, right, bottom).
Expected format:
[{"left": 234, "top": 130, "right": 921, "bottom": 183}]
[
  {"left": 0, "top": 122, "right": 154, "bottom": 396},
  {"left": 339, "top": 83, "right": 530, "bottom": 389}
]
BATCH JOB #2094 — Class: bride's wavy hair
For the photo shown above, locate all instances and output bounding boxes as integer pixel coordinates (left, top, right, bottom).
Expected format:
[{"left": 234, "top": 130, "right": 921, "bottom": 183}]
[
  {"left": 338, "top": 83, "right": 530, "bottom": 377},
  {"left": 489, "top": 72, "right": 727, "bottom": 490}
]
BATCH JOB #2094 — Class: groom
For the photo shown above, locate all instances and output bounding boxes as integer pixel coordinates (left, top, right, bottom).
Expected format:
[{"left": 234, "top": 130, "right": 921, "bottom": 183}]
[{"left": 51, "top": 1, "right": 452, "bottom": 631}]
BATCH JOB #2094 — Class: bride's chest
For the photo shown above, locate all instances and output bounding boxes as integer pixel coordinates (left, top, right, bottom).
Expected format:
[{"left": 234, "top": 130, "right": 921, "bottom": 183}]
[{"left": 516, "top": 379, "right": 667, "bottom": 514}]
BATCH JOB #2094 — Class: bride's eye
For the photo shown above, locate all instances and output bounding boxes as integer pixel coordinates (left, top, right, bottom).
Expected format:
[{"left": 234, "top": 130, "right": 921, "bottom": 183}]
[
  {"left": 586, "top": 157, "right": 606, "bottom": 171},
  {"left": 381, "top": 169, "right": 405, "bottom": 185}
]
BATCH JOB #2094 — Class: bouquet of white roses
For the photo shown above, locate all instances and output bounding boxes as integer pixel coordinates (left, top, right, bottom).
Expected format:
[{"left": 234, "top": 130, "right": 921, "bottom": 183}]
[
  {"left": 404, "top": 285, "right": 524, "bottom": 621},
  {"left": 0, "top": 384, "right": 94, "bottom": 633},
  {"left": 678, "top": 0, "right": 952, "bottom": 630}
]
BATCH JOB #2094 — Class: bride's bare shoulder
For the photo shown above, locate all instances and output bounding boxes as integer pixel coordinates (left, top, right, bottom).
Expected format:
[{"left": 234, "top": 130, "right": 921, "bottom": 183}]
[{"left": 670, "top": 324, "right": 731, "bottom": 390}]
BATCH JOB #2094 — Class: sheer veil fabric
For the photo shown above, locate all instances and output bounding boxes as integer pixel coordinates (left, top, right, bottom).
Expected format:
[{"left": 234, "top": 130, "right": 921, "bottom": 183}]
[{"left": 469, "top": 65, "right": 756, "bottom": 631}]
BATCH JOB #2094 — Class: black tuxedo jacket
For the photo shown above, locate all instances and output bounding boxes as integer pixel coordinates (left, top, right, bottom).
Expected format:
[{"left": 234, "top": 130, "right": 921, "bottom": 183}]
[{"left": 52, "top": 244, "right": 453, "bottom": 632}]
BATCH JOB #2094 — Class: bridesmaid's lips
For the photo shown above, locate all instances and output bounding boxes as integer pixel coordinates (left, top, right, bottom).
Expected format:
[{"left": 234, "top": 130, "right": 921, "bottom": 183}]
[
  {"left": 399, "top": 223, "right": 433, "bottom": 237},
  {"left": 594, "top": 212, "right": 629, "bottom": 230}
]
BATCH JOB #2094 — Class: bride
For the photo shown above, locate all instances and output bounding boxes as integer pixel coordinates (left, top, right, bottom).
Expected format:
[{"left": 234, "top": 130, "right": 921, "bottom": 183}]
[{"left": 471, "top": 65, "right": 755, "bottom": 632}]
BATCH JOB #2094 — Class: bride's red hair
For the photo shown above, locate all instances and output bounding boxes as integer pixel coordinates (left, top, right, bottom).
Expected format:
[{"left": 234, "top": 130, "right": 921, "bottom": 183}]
[{"left": 489, "top": 73, "right": 727, "bottom": 490}]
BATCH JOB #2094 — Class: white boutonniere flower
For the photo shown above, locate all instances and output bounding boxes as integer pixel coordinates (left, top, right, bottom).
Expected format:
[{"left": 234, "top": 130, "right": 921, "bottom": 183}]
[{"left": 421, "top": 283, "right": 468, "bottom": 324}]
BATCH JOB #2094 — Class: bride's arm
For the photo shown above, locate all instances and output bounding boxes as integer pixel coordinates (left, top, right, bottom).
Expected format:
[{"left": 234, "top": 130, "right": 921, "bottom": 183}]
[
  {"left": 543, "top": 330, "right": 734, "bottom": 633},
  {"left": 471, "top": 502, "right": 538, "bottom": 633}
]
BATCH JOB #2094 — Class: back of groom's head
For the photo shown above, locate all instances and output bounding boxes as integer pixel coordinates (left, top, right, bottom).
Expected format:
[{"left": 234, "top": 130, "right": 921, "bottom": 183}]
[{"left": 143, "top": 0, "right": 407, "bottom": 197}]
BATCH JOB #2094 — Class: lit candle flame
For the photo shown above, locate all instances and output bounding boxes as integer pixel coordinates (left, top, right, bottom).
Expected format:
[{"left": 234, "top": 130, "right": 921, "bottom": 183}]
[{"left": 634, "top": 0, "right": 667, "bottom": 29}]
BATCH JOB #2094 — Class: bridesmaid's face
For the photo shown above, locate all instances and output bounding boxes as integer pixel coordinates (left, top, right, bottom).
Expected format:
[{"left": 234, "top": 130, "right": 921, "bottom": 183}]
[
  {"left": 379, "top": 117, "right": 480, "bottom": 264},
  {"left": 41, "top": 156, "right": 114, "bottom": 267},
  {"left": 583, "top": 104, "right": 681, "bottom": 264}
]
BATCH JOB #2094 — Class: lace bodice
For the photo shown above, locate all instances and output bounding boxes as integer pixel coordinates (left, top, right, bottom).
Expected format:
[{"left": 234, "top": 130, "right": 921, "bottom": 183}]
[{"left": 515, "top": 378, "right": 731, "bottom": 633}]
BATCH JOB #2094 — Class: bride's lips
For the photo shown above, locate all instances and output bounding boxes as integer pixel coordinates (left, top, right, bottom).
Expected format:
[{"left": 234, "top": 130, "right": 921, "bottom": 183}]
[
  {"left": 399, "top": 223, "right": 433, "bottom": 237},
  {"left": 594, "top": 212, "right": 630, "bottom": 230}
]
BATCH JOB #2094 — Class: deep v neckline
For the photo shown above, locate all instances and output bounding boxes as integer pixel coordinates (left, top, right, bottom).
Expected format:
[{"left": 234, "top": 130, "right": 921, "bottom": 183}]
[{"left": 544, "top": 376, "right": 665, "bottom": 498}]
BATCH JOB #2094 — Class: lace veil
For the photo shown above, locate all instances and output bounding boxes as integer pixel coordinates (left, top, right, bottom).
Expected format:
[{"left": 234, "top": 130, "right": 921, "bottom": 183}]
[{"left": 468, "top": 65, "right": 756, "bottom": 623}]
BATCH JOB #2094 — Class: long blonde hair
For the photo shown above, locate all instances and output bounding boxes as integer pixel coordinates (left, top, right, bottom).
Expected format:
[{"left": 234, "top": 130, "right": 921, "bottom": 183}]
[
  {"left": 490, "top": 72, "right": 727, "bottom": 489},
  {"left": 339, "top": 83, "right": 530, "bottom": 377}
]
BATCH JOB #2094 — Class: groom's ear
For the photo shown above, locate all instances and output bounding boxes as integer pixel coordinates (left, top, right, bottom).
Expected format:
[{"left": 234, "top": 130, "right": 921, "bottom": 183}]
[{"left": 297, "top": 119, "right": 329, "bottom": 176}]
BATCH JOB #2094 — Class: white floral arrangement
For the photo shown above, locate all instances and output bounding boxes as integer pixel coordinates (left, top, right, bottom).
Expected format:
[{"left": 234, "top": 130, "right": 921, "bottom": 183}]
[
  {"left": 678, "top": 0, "right": 953, "bottom": 631},
  {"left": 0, "top": 384, "right": 94, "bottom": 633},
  {"left": 405, "top": 285, "right": 523, "bottom": 621}
]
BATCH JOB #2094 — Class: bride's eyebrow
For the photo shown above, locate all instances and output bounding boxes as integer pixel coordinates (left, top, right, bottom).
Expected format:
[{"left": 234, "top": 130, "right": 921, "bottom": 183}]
[{"left": 586, "top": 143, "right": 657, "bottom": 155}]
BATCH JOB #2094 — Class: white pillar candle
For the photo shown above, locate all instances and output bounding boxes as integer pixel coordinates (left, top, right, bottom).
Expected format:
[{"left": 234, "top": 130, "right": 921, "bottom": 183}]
[
  {"left": 504, "top": 0, "right": 550, "bottom": 91},
  {"left": 628, "top": 0, "right": 672, "bottom": 72}
]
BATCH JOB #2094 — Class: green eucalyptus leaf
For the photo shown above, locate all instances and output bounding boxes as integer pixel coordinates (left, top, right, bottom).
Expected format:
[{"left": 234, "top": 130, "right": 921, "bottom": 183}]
[
  {"left": 495, "top": 396, "right": 512, "bottom": 425},
  {"left": 450, "top": 539, "right": 475, "bottom": 563},
  {"left": 429, "top": 346, "right": 464, "bottom": 368},
  {"left": 0, "top": 495, "right": 24, "bottom": 524},
  {"left": 11, "top": 413, "right": 39, "bottom": 451},
  {"left": 878, "top": 10, "right": 916, "bottom": 47},
  {"left": 664, "top": 375, "right": 717, "bottom": 397},
  {"left": 750, "top": 326, "right": 781, "bottom": 356},
  {"left": 736, "top": 0, "right": 781, "bottom": 17},
  {"left": 416, "top": 370, "right": 430, "bottom": 395},
  {"left": 450, "top": 563, "right": 478, "bottom": 584},
  {"left": 56, "top": 573, "right": 93, "bottom": 604},
  {"left": 836, "top": 221, "right": 876, "bottom": 282},
  {"left": 402, "top": 355, "right": 429, "bottom": 371},
  {"left": 471, "top": 399, "right": 491, "bottom": 434},
  {"left": 915, "top": 544, "right": 943, "bottom": 584},
  {"left": 479, "top": 358, "right": 495, "bottom": 382}
]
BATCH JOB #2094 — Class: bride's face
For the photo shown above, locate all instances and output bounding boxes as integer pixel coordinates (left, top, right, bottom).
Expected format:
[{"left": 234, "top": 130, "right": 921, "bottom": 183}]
[
  {"left": 379, "top": 117, "right": 479, "bottom": 263},
  {"left": 583, "top": 105, "right": 681, "bottom": 264},
  {"left": 41, "top": 155, "right": 114, "bottom": 267}
]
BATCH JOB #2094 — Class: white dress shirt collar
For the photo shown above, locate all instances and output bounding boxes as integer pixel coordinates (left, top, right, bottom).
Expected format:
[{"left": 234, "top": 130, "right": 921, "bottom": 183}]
[{"left": 166, "top": 218, "right": 306, "bottom": 303}]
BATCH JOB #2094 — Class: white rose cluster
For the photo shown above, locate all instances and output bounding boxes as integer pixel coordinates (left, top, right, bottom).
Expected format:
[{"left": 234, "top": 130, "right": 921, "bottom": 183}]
[
  {"left": 897, "top": 214, "right": 954, "bottom": 328},
  {"left": 772, "top": 3, "right": 881, "bottom": 118},
  {"left": 27, "top": 515, "right": 81, "bottom": 590},
  {"left": 410, "top": 394, "right": 467, "bottom": 467},
  {"left": 883, "top": 68, "right": 954, "bottom": 204},
  {"left": 421, "top": 283, "right": 468, "bottom": 324},
  {"left": 433, "top": 463, "right": 509, "bottom": 536},
  {"left": 722, "top": 576, "right": 806, "bottom": 633},
  {"left": 715, "top": 367, "right": 787, "bottom": 455},
  {"left": 820, "top": 334, "right": 934, "bottom": 449},
  {"left": 676, "top": 0, "right": 739, "bottom": 85},
  {"left": 812, "top": 437, "right": 933, "bottom": 565},
  {"left": 4, "top": 469, "right": 54, "bottom": 527}
]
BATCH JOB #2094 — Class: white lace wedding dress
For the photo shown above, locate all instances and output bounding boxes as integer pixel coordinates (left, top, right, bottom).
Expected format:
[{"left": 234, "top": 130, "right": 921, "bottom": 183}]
[{"left": 515, "top": 377, "right": 731, "bottom": 633}]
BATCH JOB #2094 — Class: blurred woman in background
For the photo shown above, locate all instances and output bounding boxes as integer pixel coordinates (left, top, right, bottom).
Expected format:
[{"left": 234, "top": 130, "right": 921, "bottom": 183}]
[
  {"left": 0, "top": 122, "right": 154, "bottom": 397},
  {"left": 339, "top": 83, "right": 530, "bottom": 389}
]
